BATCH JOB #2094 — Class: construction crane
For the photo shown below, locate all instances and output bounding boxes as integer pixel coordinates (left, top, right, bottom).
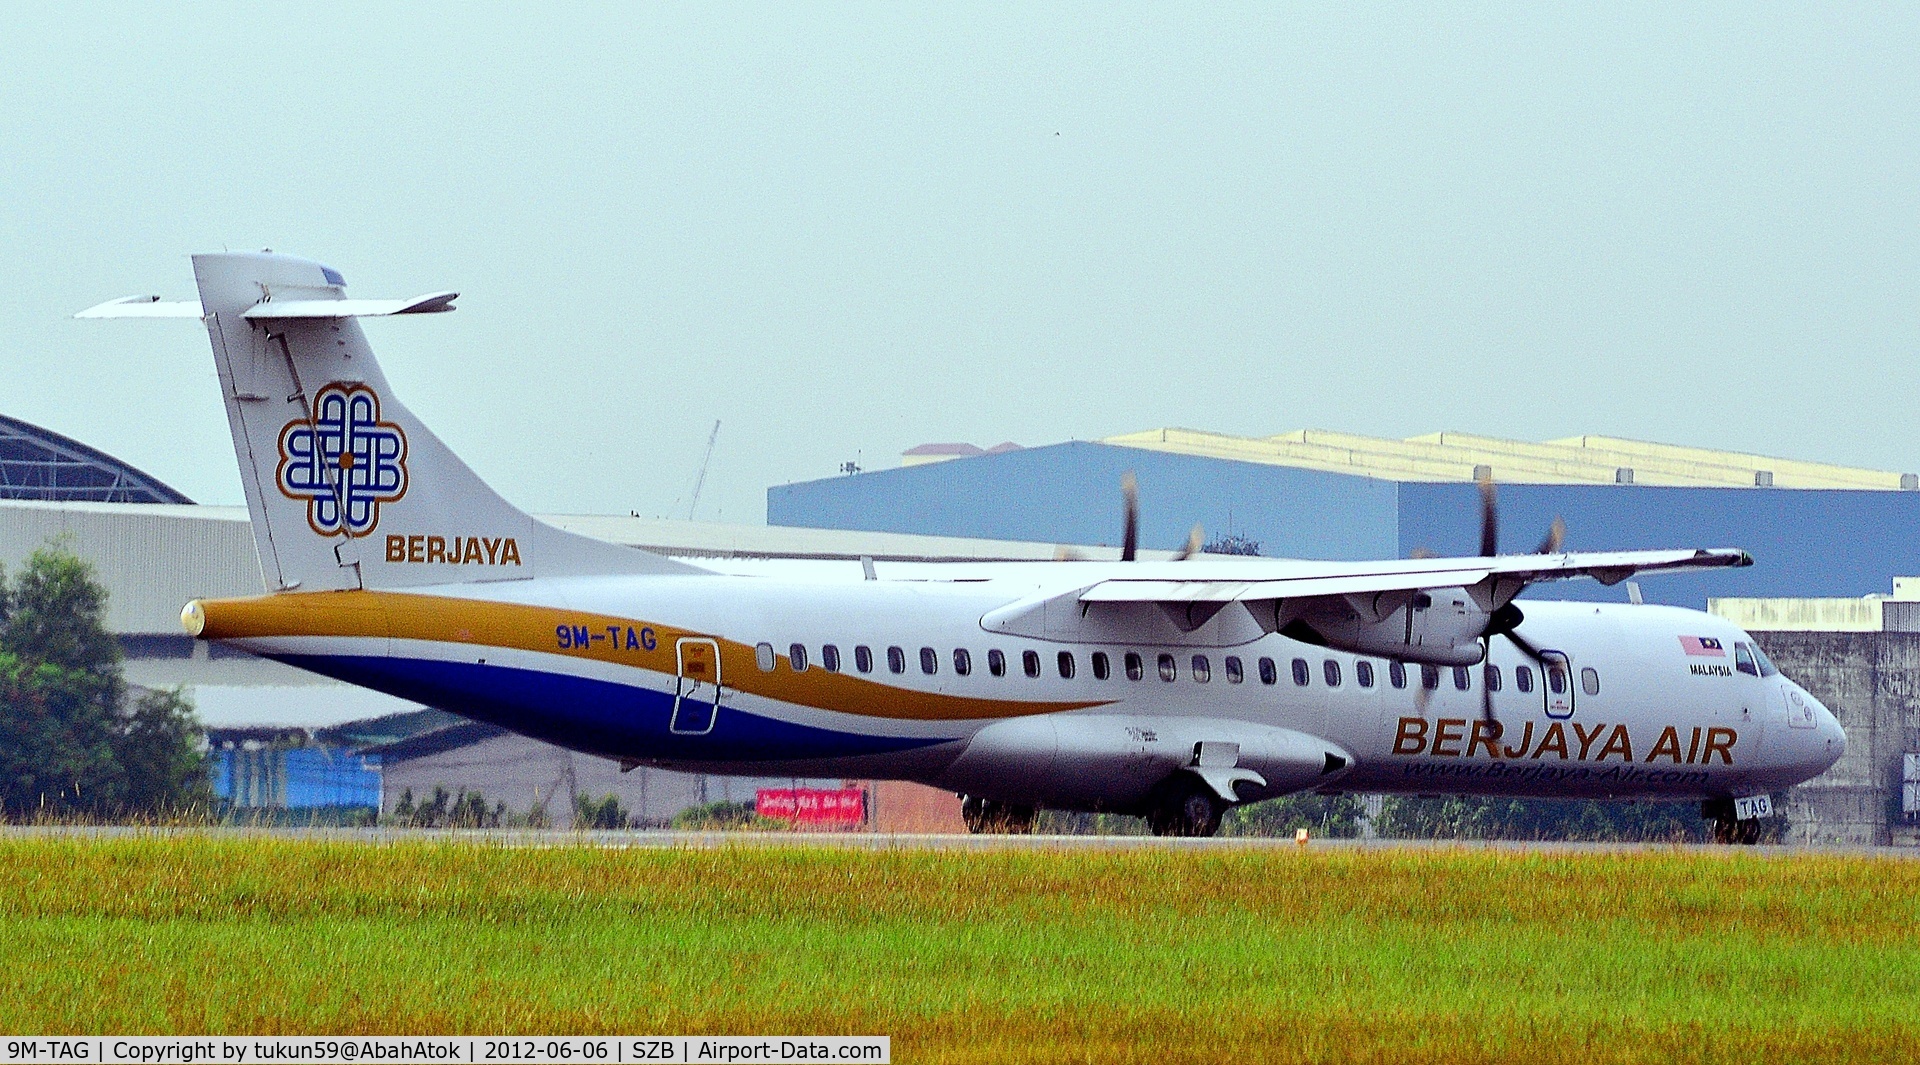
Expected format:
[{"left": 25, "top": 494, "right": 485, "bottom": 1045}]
[{"left": 686, "top": 419, "right": 720, "bottom": 521}]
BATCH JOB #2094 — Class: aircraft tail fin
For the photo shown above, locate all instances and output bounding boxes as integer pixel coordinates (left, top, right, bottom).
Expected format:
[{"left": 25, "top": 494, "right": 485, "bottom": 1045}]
[{"left": 82, "top": 251, "right": 702, "bottom": 591}]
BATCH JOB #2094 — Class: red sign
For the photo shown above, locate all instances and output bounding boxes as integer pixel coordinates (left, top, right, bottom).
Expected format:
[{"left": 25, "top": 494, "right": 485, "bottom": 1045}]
[{"left": 756, "top": 788, "right": 866, "bottom": 825}]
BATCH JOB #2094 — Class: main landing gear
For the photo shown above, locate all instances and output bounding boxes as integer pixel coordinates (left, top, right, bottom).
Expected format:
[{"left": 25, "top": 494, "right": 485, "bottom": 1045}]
[
  {"left": 1702, "top": 798, "right": 1763, "bottom": 845},
  {"left": 960, "top": 778, "right": 1230, "bottom": 838},
  {"left": 1144, "top": 776, "right": 1225, "bottom": 838},
  {"left": 961, "top": 796, "right": 1037, "bottom": 834}
]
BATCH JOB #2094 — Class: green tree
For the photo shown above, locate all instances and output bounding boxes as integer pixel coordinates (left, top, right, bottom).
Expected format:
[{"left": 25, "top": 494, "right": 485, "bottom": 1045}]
[
  {"left": 0, "top": 545, "right": 208, "bottom": 818},
  {"left": 1222, "top": 793, "right": 1364, "bottom": 838},
  {"left": 1375, "top": 795, "right": 1714, "bottom": 842}
]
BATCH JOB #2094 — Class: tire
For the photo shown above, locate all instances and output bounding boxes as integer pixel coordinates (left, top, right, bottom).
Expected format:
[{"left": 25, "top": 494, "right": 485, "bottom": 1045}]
[
  {"left": 1147, "top": 777, "right": 1224, "bottom": 838},
  {"left": 961, "top": 795, "right": 987, "bottom": 834},
  {"left": 963, "top": 797, "right": 1038, "bottom": 834}
]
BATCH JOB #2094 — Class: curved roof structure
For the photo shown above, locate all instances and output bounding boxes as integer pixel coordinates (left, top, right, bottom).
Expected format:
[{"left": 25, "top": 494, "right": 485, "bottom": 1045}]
[
  {"left": 1105, "top": 427, "right": 1919, "bottom": 491},
  {"left": 0, "top": 413, "right": 191, "bottom": 504}
]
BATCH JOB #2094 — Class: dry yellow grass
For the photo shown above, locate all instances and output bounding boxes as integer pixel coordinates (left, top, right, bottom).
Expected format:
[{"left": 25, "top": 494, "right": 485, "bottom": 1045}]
[{"left": 0, "top": 835, "right": 1914, "bottom": 1063}]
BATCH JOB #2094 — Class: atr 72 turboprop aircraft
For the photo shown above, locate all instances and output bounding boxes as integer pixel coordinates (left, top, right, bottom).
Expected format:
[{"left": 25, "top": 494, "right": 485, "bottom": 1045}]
[{"left": 80, "top": 252, "right": 1845, "bottom": 841}]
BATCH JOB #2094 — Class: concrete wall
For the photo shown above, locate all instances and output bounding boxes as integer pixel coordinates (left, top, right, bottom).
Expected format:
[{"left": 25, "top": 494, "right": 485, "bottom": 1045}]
[
  {"left": 0, "top": 501, "right": 262, "bottom": 634},
  {"left": 1754, "top": 631, "right": 1920, "bottom": 846}
]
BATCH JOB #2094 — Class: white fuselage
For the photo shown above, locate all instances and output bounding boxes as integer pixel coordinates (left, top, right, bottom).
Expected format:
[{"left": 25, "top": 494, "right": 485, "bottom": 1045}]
[{"left": 216, "top": 557, "right": 1846, "bottom": 812}]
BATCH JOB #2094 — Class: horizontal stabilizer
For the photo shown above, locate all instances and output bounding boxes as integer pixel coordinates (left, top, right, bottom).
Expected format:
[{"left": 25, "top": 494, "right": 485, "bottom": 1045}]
[
  {"left": 243, "top": 292, "right": 459, "bottom": 318},
  {"left": 75, "top": 291, "right": 458, "bottom": 320},
  {"left": 74, "top": 296, "right": 204, "bottom": 319}
]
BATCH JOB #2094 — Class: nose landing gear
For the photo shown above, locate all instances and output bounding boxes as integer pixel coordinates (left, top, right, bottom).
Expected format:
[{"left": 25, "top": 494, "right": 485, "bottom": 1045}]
[{"left": 1702, "top": 798, "right": 1763, "bottom": 845}]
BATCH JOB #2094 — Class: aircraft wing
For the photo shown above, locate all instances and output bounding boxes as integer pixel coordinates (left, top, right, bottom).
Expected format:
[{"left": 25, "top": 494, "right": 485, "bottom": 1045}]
[{"left": 1075, "top": 547, "right": 1751, "bottom": 605}]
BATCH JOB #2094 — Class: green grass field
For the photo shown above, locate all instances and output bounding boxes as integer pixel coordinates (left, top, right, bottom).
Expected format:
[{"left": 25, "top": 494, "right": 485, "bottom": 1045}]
[{"left": 0, "top": 835, "right": 1914, "bottom": 1063}]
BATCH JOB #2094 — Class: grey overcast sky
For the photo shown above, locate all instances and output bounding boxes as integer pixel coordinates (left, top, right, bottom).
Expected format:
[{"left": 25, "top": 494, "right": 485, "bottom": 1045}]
[{"left": 4, "top": 4, "right": 1917, "bottom": 523}]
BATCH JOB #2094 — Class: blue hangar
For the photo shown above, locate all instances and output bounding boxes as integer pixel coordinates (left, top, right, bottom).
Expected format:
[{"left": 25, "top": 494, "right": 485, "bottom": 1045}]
[{"left": 769, "top": 428, "right": 1920, "bottom": 610}]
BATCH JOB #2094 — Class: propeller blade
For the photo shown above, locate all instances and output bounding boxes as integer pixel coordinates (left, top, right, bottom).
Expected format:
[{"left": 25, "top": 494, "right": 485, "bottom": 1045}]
[
  {"left": 1170, "top": 523, "right": 1205, "bottom": 562},
  {"left": 1535, "top": 516, "right": 1566, "bottom": 555},
  {"left": 1477, "top": 470, "right": 1498, "bottom": 557},
  {"left": 1481, "top": 644, "right": 1495, "bottom": 725},
  {"left": 1121, "top": 473, "right": 1139, "bottom": 562},
  {"left": 1504, "top": 627, "right": 1546, "bottom": 664}
]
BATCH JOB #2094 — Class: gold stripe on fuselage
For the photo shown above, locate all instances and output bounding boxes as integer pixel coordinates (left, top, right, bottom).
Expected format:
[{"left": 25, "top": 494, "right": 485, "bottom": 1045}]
[{"left": 191, "top": 590, "right": 1111, "bottom": 722}]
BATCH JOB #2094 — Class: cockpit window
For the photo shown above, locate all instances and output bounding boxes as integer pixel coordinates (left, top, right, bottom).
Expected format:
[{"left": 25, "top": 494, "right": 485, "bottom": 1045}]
[
  {"left": 1750, "top": 643, "right": 1780, "bottom": 677},
  {"left": 1734, "top": 643, "right": 1759, "bottom": 677}
]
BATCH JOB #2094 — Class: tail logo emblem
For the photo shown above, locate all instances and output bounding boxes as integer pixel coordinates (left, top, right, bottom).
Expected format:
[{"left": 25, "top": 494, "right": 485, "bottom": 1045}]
[{"left": 277, "top": 383, "right": 409, "bottom": 536}]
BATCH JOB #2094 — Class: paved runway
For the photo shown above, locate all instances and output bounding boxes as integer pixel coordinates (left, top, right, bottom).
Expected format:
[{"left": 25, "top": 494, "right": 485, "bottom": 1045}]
[{"left": 3, "top": 825, "right": 1915, "bottom": 857}]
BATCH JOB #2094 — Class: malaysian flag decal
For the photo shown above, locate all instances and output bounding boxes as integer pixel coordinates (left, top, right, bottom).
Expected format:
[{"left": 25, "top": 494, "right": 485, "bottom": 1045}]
[{"left": 1679, "top": 635, "right": 1726, "bottom": 657}]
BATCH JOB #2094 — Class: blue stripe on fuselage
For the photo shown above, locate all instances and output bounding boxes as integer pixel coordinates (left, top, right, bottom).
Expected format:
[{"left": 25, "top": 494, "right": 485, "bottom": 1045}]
[{"left": 271, "top": 653, "right": 951, "bottom": 762}]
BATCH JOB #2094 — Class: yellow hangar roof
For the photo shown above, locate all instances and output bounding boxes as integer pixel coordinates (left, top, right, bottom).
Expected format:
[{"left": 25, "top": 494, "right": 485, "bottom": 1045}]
[{"left": 1101, "top": 427, "right": 1918, "bottom": 490}]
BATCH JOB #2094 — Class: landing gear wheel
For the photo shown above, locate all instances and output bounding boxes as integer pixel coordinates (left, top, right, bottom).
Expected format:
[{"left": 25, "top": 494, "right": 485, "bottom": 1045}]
[
  {"left": 1146, "top": 778, "right": 1224, "bottom": 838},
  {"left": 1703, "top": 798, "right": 1739, "bottom": 845},
  {"left": 960, "top": 796, "right": 1037, "bottom": 834}
]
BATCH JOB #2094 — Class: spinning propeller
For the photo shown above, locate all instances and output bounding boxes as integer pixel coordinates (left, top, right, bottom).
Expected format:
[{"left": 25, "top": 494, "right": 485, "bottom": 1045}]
[
  {"left": 1470, "top": 470, "right": 1566, "bottom": 725},
  {"left": 1118, "top": 471, "right": 1203, "bottom": 562}
]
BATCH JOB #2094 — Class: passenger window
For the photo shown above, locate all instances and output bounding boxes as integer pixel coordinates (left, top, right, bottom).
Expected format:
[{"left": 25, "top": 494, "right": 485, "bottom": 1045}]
[
  {"left": 1581, "top": 667, "right": 1600, "bottom": 696},
  {"left": 887, "top": 646, "right": 906, "bottom": 674},
  {"left": 756, "top": 642, "right": 776, "bottom": 672},
  {"left": 1291, "top": 658, "right": 1310, "bottom": 686},
  {"left": 1547, "top": 665, "right": 1567, "bottom": 695},
  {"left": 1421, "top": 665, "right": 1440, "bottom": 691},
  {"left": 1125, "top": 652, "right": 1145, "bottom": 681},
  {"left": 822, "top": 645, "right": 841, "bottom": 673},
  {"left": 1058, "top": 651, "right": 1076, "bottom": 679},
  {"left": 1225, "top": 656, "right": 1244, "bottom": 684},
  {"left": 1092, "top": 652, "right": 1111, "bottom": 680},
  {"left": 1023, "top": 650, "right": 1041, "bottom": 678},
  {"left": 1258, "top": 657, "right": 1277, "bottom": 685},
  {"left": 920, "top": 647, "right": 938, "bottom": 675},
  {"left": 1752, "top": 644, "right": 1780, "bottom": 677},
  {"left": 1734, "top": 644, "right": 1759, "bottom": 677},
  {"left": 854, "top": 645, "right": 873, "bottom": 673},
  {"left": 1356, "top": 660, "right": 1375, "bottom": 688},
  {"left": 987, "top": 649, "right": 1006, "bottom": 677},
  {"left": 1191, "top": 655, "right": 1211, "bottom": 683},
  {"left": 1389, "top": 661, "right": 1407, "bottom": 689},
  {"left": 1323, "top": 660, "right": 1342, "bottom": 687},
  {"left": 1158, "top": 653, "right": 1177, "bottom": 682},
  {"left": 953, "top": 648, "right": 972, "bottom": 676},
  {"left": 1453, "top": 666, "right": 1471, "bottom": 691},
  {"left": 1484, "top": 664, "right": 1501, "bottom": 692},
  {"left": 789, "top": 643, "right": 808, "bottom": 671},
  {"left": 1516, "top": 665, "right": 1534, "bottom": 693}
]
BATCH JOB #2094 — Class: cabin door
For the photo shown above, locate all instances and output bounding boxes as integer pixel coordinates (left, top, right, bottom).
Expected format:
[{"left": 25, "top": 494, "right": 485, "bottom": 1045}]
[
  {"left": 670, "top": 637, "right": 723, "bottom": 735},
  {"left": 1540, "top": 650, "right": 1574, "bottom": 719}
]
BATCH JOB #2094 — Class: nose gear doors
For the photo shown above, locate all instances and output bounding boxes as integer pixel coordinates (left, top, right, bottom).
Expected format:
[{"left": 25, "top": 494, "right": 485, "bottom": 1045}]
[{"left": 671, "top": 637, "right": 723, "bottom": 735}]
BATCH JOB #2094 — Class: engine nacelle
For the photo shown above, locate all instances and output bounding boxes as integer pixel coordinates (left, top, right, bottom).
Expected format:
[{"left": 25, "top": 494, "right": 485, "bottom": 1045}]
[
  {"left": 1278, "top": 585, "right": 1488, "bottom": 666},
  {"left": 934, "top": 714, "right": 1352, "bottom": 812}
]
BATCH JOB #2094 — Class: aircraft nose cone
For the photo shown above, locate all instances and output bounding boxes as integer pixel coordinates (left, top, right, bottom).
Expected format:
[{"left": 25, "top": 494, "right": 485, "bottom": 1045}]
[{"left": 1802, "top": 688, "right": 1845, "bottom": 775}]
